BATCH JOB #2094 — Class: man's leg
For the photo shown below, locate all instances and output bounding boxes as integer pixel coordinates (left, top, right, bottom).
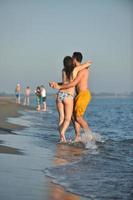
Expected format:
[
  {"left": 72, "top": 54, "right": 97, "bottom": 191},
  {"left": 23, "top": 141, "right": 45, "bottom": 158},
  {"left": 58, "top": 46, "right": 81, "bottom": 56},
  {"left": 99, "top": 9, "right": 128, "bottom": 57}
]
[
  {"left": 74, "top": 121, "right": 81, "bottom": 142},
  {"left": 42, "top": 101, "right": 46, "bottom": 111},
  {"left": 75, "top": 115, "right": 95, "bottom": 141},
  {"left": 23, "top": 97, "right": 26, "bottom": 105},
  {"left": 37, "top": 97, "right": 41, "bottom": 111},
  {"left": 74, "top": 90, "right": 93, "bottom": 140},
  {"left": 27, "top": 97, "right": 30, "bottom": 105},
  {"left": 76, "top": 116, "right": 91, "bottom": 131},
  {"left": 71, "top": 115, "right": 81, "bottom": 141},
  {"left": 18, "top": 94, "right": 21, "bottom": 104}
]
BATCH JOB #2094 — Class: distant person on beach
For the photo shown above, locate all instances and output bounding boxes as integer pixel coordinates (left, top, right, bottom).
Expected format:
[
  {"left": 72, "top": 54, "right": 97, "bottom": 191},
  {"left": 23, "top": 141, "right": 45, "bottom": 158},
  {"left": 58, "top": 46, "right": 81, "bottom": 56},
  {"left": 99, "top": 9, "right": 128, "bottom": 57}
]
[
  {"left": 50, "top": 55, "right": 92, "bottom": 142},
  {"left": 23, "top": 86, "right": 31, "bottom": 106},
  {"left": 40, "top": 85, "right": 47, "bottom": 111},
  {"left": 35, "top": 86, "right": 41, "bottom": 111},
  {"left": 50, "top": 52, "right": 94, "bottom": 142},
  {"left": 15, "top": 83, "right": 21, "bottom": 104}
]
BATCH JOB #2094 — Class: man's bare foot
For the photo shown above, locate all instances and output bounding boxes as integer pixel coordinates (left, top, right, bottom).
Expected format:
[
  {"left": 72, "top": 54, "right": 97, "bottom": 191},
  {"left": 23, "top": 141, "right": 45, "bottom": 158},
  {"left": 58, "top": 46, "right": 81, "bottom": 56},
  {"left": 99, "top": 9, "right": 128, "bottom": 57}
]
[{"left": 74, "top": 136, "right": 81, "bottom": 142}]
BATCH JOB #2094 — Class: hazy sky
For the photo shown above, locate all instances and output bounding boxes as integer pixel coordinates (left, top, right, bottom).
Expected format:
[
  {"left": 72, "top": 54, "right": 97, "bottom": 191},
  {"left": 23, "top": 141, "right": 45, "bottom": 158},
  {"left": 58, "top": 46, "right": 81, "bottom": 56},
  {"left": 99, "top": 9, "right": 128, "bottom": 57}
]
[{"left": 0, "top": 0, "right": 132, "bottom": 93}]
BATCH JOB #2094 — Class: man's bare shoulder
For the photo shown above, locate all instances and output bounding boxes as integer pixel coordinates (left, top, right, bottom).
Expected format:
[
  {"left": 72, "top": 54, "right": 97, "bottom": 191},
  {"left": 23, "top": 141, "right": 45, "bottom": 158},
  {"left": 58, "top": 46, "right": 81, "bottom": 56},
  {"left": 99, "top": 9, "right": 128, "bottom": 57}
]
[{"left": 77, "top": 68, "right": 88, "bottom": 75}]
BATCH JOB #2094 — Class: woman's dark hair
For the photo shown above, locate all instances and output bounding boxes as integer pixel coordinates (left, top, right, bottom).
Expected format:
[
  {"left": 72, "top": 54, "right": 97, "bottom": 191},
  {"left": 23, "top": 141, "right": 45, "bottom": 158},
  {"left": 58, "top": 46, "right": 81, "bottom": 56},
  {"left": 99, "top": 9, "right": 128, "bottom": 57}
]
[{"left": 63, "top": 56, "right": 74, "bottom": 80}]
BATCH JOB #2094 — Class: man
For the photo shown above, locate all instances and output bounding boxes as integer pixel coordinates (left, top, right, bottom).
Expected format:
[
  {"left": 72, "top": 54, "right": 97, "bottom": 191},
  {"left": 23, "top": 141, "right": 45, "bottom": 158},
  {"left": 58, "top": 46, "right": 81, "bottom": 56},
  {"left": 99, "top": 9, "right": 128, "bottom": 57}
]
[
  {"left": 50, "top": 52, "right": 93, "bottom": 142},
  {"left": 15, "top": 83, "right": 21, "bottom": 104},
  {"left": 41, "top": 85, "right": 47, "bottom": 111}
]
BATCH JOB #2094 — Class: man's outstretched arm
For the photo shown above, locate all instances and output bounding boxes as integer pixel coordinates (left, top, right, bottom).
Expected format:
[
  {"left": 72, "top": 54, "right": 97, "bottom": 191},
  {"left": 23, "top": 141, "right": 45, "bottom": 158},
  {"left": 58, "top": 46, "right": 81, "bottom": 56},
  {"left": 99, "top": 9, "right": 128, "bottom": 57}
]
[{"left": 50, "top": 71, "right": 83, "bottom": 90}]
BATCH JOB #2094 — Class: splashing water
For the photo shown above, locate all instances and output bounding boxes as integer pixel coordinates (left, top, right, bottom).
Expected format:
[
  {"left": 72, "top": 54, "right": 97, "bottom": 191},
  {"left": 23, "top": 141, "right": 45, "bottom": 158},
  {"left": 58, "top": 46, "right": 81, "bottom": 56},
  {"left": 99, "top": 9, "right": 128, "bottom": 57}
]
[{"left": 81, "top": 131, "right": 103, "bottom": 149}]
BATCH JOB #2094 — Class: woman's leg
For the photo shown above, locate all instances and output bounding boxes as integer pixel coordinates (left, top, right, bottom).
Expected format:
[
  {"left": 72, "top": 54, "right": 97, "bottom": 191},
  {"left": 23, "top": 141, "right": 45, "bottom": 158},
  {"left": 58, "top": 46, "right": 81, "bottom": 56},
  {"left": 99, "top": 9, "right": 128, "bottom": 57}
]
[
  {"left": 60, "top": 98, "right": 73, "bottom": 142},
  {"left": 56, "top": 100, "right": 64, "bottom": 140}
]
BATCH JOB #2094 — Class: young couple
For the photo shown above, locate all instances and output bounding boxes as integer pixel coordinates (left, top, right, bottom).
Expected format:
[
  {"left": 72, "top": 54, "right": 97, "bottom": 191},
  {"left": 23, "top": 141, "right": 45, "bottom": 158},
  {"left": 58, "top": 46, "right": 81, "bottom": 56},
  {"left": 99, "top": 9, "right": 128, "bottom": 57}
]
[
  {"left": 35, "top": 85, "right": 47, "bottom": 111},
  {"left": 50, "top": 52, "right": 94, "bottom": 143}
]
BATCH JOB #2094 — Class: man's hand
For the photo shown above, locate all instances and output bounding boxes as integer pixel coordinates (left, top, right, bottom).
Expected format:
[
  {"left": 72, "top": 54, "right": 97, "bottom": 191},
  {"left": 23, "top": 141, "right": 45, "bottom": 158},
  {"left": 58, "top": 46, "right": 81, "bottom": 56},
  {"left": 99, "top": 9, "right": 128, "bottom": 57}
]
[
  {"left": 49, "top": 82, "right": 61, "bottom": 90},
  {"left": 87, "top": 60, "right": 93, "bottom": 65}
]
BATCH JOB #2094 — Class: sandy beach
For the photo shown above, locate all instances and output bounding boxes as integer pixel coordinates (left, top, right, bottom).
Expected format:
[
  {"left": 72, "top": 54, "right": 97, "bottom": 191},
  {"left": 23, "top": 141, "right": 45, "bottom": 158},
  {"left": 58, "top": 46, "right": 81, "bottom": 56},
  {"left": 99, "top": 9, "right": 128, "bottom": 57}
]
[
  {"left": 0, "top": 97, "right": 88, "bottom": 200},
  {"left": 0, "top": 97, "right": 25, "bottom": 154}
]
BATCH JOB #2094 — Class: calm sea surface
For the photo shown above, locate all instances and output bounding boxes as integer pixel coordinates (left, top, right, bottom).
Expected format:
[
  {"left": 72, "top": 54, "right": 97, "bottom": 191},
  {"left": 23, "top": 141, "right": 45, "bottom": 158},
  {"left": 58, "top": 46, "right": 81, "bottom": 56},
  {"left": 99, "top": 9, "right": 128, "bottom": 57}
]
[{"left": 9, "top": 95, "right": 133, "bottom": 200}]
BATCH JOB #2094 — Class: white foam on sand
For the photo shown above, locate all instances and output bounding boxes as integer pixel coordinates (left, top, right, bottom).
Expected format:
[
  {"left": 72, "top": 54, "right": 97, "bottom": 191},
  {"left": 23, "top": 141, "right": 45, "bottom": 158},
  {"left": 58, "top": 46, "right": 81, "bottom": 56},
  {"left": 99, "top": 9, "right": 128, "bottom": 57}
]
[{"left": 7, "top": 116, "right": 33, "bottom": 127}]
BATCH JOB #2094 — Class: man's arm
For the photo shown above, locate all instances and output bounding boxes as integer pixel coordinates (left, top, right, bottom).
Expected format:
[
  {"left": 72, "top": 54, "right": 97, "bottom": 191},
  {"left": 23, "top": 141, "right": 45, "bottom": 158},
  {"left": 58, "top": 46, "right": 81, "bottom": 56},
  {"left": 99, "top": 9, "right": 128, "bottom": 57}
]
[
  {"left": 74, "top": 61, "right": 92, "bottom": 73},
  {"left": 50, "top": 71, "right": 83, "bottom": 90},
  {"left": 73, "top": 61, "right": 92, "bottom": 79}
]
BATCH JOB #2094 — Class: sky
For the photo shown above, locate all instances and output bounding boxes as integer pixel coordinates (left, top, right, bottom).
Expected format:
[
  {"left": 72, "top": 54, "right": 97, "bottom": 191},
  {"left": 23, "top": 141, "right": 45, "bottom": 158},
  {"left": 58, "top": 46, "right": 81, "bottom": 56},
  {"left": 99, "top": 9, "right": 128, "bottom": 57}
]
[{"left": 0, "top": 0, "right": 133, "bottom": 94}]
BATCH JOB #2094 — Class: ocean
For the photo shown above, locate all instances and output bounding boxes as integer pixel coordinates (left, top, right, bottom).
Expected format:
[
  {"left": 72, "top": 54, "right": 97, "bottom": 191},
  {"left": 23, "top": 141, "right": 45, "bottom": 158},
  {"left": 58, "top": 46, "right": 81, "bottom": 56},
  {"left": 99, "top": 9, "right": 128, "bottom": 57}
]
[{"left": 8, "top": 95, "right": 133, "bottom": 200}]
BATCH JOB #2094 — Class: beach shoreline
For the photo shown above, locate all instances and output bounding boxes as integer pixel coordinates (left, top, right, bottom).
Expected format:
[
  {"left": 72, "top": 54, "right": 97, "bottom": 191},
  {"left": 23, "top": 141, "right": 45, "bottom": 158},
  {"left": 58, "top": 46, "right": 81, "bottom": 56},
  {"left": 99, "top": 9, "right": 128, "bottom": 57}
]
[
  {"left": 0, "top": 96, "right": 132, "bottom": 199},
  {"left": 0, "top": 96, "right": 88, "bottom": 200},
  {"left": 0, "top": 96, "right": 26, "bottom": 130},
  {"left": 0, "top": 97, "right": 27, "bottom": 154}
]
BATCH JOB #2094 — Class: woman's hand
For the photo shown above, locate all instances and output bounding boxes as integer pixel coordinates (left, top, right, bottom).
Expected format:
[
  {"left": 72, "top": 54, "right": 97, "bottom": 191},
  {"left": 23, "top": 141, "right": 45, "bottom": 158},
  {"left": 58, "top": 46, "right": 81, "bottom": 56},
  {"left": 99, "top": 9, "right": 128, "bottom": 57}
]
[{"left": 49, "top": 82, "right": 61, "bottom": 90}]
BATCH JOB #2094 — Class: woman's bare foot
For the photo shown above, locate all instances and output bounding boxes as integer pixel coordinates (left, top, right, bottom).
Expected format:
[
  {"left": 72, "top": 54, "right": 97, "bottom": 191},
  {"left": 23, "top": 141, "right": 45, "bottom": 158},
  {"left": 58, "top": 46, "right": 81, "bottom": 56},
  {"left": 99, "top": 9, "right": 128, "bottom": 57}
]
[
  {"left": 59, "top": 139, "right": 67, "bottom": 143},
  {"left": 60, "top": 134, "right": 66, "bottom": 143}
]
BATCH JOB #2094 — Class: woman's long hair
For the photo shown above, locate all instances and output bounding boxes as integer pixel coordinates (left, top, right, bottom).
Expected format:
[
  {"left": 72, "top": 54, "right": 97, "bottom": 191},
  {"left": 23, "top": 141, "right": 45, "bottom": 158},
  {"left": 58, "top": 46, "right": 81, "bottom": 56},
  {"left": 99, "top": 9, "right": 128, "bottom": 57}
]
[{"left": 63, "top": 56, "right": 74, "bottom": 80}]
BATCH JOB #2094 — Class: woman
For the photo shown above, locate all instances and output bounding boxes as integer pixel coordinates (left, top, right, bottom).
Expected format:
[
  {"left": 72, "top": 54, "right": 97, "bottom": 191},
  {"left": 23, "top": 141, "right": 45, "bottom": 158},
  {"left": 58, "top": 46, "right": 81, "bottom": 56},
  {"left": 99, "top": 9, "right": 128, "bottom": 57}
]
[{"left": 54, "top": 56, "right": 92, "bottom": 142}]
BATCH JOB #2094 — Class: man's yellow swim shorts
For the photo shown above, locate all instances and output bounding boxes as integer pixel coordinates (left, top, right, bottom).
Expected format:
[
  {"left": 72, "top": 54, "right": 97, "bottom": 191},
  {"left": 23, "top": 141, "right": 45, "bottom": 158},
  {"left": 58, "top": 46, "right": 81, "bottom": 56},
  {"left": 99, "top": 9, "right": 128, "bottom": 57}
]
[{"left": 74, "top": 90, "right": 92, "bottom": 117}]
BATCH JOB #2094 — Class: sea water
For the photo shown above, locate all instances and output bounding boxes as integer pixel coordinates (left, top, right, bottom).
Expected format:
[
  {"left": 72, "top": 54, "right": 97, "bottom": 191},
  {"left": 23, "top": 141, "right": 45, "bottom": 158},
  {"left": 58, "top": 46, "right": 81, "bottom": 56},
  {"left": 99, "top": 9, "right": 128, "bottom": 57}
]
[{"left": 8, "top": 95, "right": 133, "bottom": 199}]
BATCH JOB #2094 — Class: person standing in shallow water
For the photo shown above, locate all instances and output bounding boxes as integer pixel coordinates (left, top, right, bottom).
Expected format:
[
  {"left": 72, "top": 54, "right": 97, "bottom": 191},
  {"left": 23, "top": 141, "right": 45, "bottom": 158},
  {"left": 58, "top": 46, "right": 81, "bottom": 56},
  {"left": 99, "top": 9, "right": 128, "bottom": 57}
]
[
  {"left": 35, "top": 86, "right": 41, "bottom": 111},
  {"left": 15, "top": 83, "right": 21, "bottom": 104},
  {"left": 23, "top": 86, "right": 31, "bottom": 106},
  {"left": 50, "top": 52, "right": 94, "bottom": 142},
  {"left": 40, "top": 85, "right": 47, "bottom": 111}
]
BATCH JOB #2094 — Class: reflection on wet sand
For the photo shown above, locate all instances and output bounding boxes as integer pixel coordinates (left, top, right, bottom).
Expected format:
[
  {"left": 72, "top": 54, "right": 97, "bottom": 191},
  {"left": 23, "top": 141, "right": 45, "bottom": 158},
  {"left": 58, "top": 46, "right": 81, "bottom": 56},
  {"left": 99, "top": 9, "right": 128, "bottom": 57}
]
[
  {"left": 49, "top": 143, "right": 84, "bottom": 200},
  {"left": 49, "top": 184, "right": 80, "bottom": 200}
]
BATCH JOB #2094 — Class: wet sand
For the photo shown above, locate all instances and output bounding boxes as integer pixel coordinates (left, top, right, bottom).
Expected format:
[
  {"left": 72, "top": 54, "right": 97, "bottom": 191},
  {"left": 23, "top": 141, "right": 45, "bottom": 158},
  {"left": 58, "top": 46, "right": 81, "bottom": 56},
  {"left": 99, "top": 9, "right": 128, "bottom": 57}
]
[
  {"left": 0, "top": 96, "right": 27, "bottom": 130},
  {"left": 0, "top": 97, "right": 88, "bottom": 200},
  {"left": 0, "top": 97, "right": 25, "bottom": 154}
]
